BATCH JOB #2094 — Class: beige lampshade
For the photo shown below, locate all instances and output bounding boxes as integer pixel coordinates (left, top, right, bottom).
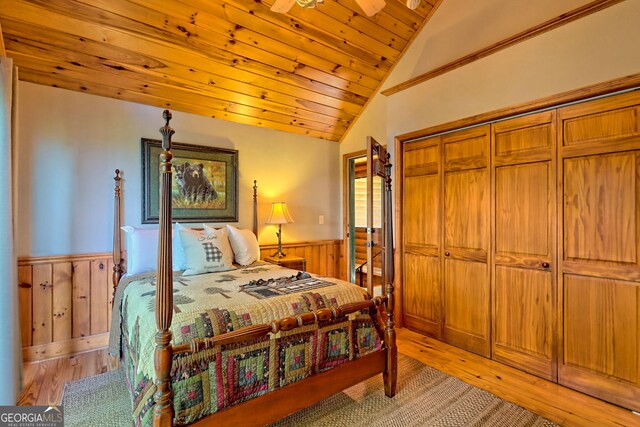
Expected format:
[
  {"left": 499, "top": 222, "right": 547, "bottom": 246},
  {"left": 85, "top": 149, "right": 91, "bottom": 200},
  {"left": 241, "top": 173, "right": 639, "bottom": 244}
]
[{"left": 266, "top": 202, "right": 294, "bottom": 225}]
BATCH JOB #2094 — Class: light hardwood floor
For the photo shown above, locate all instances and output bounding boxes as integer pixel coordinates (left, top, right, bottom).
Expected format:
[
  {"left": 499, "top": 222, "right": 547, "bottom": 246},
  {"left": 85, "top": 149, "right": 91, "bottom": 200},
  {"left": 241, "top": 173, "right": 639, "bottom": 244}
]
[{"left": 18, "top": 328, "right": 640, "bottom": 426}]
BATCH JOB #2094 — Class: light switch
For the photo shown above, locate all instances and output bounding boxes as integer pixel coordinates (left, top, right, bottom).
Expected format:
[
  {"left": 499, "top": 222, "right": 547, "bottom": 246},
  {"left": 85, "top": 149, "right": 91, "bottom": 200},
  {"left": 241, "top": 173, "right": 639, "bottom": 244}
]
[{"left": 319, "top": 215, "right": 324, "bottom": 225}]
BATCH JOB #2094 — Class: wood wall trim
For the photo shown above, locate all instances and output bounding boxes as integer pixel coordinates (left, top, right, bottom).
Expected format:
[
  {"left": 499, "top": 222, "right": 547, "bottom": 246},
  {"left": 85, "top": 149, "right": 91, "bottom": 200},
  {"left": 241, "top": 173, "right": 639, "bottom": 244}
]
[
  {"left": 396, "top": 73, "right": 640, "bottom": 143},
  {"left": 393, "top": 137, "right": 404, "bottom": 329},
  {"left": 0, "top": 21, "right": 6, "bottom": 57},
  {"left": 381, "top": 0, "right": 624, "bottom": 97},
  {"left": 18, "top": 239, "right": 343, "bottom": 265},
  {"left": 260, "top": 239, "right": 341, "bottom": 249},
  {"left": 18, "top": 252, "right": 114, "bottom": 266},
  {"left": 23, "top": 332, "right": 109, "bottom": 362}
]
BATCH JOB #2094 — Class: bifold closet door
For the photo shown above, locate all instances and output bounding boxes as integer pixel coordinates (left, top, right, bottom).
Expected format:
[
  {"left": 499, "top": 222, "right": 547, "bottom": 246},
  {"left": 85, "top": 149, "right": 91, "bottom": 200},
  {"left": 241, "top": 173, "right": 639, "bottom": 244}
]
[
  {"left": 442, "top": 125, "right": 491, "bottom": 357},
  {"left": 402, "top": 136, "right": 442, "bottom": 337},
  {"left": 491, "top": 111, "right": 556, "bottom": 380},
  {"left": 558, "top": 91, "right": 640, "bottom": 411}
]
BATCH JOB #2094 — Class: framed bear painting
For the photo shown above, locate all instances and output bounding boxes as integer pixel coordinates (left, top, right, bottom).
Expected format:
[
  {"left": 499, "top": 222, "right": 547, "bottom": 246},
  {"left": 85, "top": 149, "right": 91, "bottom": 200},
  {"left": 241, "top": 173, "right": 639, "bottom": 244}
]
[{"left": 141, "top": 138, "right": 238, "bottom": 223}]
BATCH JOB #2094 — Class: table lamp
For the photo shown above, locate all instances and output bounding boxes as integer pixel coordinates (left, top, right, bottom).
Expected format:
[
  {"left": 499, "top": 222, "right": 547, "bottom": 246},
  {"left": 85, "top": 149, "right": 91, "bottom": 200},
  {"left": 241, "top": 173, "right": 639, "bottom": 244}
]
[{"left": 266, "top": 202, "right": 294, "bottom": 258}]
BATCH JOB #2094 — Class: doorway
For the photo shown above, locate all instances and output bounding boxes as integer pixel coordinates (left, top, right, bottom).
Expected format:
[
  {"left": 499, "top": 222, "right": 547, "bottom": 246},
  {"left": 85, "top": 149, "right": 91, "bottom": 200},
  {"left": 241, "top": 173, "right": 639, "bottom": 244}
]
[{"left": 342, "top": 150, "right": 383, "bottom": 287}]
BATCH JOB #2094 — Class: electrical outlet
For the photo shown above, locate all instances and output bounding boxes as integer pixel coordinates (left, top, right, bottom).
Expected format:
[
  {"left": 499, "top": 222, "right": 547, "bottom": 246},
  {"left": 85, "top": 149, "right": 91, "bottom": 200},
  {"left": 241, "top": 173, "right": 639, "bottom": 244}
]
[{"left": 319, "top": 215, "right": 324, "bottom": 225}]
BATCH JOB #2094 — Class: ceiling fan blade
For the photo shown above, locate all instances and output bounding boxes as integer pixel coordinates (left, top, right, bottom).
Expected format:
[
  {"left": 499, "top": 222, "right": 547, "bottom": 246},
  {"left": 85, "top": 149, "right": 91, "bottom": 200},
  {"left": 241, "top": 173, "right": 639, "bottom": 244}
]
[
  {"left": 356, "top": 0, "right": 386, "bottom": 16},
  {"left": 270, "top": 0, "right": 297, "bottom": 13}
]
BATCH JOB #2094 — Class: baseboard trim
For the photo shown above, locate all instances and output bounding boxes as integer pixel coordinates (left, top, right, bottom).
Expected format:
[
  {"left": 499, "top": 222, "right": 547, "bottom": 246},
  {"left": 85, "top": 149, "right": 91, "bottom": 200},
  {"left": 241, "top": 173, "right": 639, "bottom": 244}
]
[{"left": 23, "top": 332, "right": 109, "bottom": 362}]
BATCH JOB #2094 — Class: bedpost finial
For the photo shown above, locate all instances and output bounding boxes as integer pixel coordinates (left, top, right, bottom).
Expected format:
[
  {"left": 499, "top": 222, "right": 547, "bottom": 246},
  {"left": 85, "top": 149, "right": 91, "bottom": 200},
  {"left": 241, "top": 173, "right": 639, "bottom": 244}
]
[
  {"left": 163, "top": 109, "right": 172, "bottom": 126},
  {"left": 159, "top": 110, "right": 175, "bottom": 151}
]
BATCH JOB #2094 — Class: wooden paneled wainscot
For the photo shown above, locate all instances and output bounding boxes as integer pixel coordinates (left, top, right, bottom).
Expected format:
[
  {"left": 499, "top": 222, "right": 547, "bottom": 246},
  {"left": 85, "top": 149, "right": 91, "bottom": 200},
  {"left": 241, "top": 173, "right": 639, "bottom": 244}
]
[
  {"left": 399, "top": 89, "right": 640, "bottom": 411},
  {"left": 18, "top": 239, "right": 343, "bottom": 362},
  {"left": 17, "top": 253, "right": 114, "bottom": 362}
]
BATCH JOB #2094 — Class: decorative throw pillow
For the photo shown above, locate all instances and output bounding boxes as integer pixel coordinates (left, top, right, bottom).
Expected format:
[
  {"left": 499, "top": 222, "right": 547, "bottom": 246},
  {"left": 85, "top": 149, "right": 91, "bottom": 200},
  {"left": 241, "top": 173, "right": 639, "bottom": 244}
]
[
  {"left": 219, "top": 224, "right": 260, "bottom": 266},
  {"left": 121, "top": 226, "right": 185, "bottom": 276},
  {"left": 180, "top": 227, "right": 235, "bottom": 276}
]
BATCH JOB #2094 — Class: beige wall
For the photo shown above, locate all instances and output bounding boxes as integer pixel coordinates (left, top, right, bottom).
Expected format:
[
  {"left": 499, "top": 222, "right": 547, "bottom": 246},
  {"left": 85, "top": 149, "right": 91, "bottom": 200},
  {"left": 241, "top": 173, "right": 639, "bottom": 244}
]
[
  {"left": 340, "top": 0, "right": 640, "bottom": 229},
  {"left": 17, "top": 82, "right": 340, "bottom": 257}
]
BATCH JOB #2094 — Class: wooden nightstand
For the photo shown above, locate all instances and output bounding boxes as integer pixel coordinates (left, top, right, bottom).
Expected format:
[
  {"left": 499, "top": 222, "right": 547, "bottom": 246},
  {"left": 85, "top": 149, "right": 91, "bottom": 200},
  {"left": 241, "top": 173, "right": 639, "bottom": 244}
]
[{"left": 263, "top": 255, "right": 306, "bottom": 271}]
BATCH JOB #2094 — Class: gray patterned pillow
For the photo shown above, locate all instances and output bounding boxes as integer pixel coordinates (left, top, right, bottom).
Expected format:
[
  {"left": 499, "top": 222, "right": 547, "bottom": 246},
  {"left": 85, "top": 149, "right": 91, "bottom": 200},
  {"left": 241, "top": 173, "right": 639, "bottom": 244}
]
[{"left": 179, "top": 227, "right": 235, "bottom": 276}]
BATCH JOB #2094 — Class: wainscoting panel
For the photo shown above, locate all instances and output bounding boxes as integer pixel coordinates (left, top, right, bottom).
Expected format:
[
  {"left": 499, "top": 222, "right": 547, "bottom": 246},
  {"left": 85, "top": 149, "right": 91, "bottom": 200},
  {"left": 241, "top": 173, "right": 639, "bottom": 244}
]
[
  {"left": 18, "top": 253, "right": 114, "bottom": 362},
  {"left": 260, "top": 240, "right": 343, "bottom": 279},
  {"left": 18, "top": 239, "right": 343, "bottom": 361}
]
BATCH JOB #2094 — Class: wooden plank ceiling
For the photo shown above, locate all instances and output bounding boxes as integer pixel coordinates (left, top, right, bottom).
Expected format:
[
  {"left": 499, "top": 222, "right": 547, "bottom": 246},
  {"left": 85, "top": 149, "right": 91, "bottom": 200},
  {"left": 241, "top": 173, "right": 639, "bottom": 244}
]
[{"left": 0, "top": 0, "right": 439, "bottom": 141}]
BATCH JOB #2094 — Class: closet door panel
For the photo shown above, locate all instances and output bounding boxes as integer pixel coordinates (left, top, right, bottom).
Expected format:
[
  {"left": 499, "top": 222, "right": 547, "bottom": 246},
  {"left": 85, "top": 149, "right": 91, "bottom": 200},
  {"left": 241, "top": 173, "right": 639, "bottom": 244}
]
[
  {"left": 492, "top": 111, "right": 556, "bottom": 380},
  {"left": 443, "top": 259, "right": 489, "bottom": 355},
  {"left": 558, "top": 91, "right": 640, "bottom": 411},
  {"left": 403, "top": 140, "right": 441, "bottom": 337},
  {"left": 495, "top": 164, "right": 549, "bottom": 258},
  {"left": 564, "top": 152, "right": 636, "bottom": 264},
  {"left": 404, "top": 253, "right": 440, "bottom": 336},
  {"left": 405, "top": 174, "right": 439, "bottom": 248},
  {"left": 442, "top": 125, "right": 491, "bottom": 357},
  {"left": 444, "top": 169, "right": 488, "bottom": 254},
  {"left": 494, "top": 266, "right": 553, "bottom": 378},
  {"left": 564, "top": 275, "right": 638, "bottom": 383}
]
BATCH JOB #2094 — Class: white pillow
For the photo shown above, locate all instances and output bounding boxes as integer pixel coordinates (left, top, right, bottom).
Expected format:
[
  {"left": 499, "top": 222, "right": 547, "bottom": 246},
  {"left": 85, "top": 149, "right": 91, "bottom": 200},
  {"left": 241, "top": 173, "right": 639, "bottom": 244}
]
[
  {"left": 219, "top": 224, "right": 260, "bottom": 266},
  {"left": 180, "top": 227, "right": 235, "bottom": 276},
  {"left": 172, "top": 223, "right": 190, "bottom": 270},
  {"left": 121, "top": 226, "right": 185, "bottom": 276}
]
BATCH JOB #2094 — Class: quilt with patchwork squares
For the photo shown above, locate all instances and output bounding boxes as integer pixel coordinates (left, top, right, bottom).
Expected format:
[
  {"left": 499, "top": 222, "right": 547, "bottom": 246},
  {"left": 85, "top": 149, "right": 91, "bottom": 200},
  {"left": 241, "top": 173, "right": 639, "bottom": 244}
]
[{"left": 108, "top": 262, "right": 383, "bottom": 426}]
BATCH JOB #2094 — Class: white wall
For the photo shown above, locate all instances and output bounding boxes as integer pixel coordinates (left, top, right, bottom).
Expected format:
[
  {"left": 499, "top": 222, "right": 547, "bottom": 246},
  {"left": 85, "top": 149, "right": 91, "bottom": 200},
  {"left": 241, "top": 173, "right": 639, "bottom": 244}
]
[
  {"left": 17, "top": 82, "right": 340, "bottom": 257},
  {"left": 340, "top": 0, "right": 640, "bottom": 229}
]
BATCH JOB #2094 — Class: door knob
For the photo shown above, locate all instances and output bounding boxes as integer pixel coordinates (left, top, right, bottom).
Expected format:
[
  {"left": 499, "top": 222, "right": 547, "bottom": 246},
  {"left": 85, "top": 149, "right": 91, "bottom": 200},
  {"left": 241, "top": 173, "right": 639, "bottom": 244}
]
[
  {"left": 444, "top": 252, "right": 450, "bottom": 257},
  {"left": 542, "top": 262, "right": 550, "bottom": 269}
]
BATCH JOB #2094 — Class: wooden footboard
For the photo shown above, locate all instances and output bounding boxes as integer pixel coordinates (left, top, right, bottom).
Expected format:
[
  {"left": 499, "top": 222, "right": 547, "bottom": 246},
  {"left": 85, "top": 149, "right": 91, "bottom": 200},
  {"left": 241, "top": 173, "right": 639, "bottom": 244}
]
[
  {"left": 190, "top": 350, "right": 387, "bottom": 427},
  {"left": 173, "top": 296, "right": 388, "bottom": 355},
  {"left": 113, "top": 110, "right": 396, "bottom": 427}
]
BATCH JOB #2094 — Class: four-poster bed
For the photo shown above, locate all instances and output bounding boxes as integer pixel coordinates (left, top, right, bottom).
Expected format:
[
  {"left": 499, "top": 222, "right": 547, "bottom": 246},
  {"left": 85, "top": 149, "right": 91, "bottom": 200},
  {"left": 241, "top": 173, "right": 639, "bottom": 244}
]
[{"left": 109, "top": 110, "right": 397, "bottom": 426}]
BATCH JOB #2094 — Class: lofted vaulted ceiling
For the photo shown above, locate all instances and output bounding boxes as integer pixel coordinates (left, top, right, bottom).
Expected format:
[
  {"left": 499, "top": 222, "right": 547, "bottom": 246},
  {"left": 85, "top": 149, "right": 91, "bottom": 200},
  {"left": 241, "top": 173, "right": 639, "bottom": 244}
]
[{"left": 0, "top": 0, "right": 440, "bottom": 141}]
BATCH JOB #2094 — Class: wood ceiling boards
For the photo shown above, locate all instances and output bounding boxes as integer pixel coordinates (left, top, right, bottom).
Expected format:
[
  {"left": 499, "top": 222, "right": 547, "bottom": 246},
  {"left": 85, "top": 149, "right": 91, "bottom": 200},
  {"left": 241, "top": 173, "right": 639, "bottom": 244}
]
[{"left": 0, "top": 0, "right": 439, "bottom": 141}]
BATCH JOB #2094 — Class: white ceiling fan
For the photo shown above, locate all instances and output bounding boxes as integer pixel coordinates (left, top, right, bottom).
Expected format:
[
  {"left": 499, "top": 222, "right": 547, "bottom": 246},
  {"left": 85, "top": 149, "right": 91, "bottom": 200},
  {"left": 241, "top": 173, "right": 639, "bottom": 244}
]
[{"left": 270, "top": 0, "right": 421, "bottom": 17}]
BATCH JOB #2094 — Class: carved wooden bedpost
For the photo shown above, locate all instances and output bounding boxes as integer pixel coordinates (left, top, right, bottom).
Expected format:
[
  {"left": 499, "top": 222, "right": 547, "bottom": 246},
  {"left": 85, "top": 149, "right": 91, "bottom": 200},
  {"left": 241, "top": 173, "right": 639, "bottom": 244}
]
[
  {"left": 112, "top": 169, "right": 123, "bottom": 304},
  {"left": 383, "top": 153, "right": 397, "bottom": 398},
  {"left": 252, "top": 180, "right": 258, "bottom": 236},
  {"left": 154, "top": 110, "right": 175, "bottom": 427}
]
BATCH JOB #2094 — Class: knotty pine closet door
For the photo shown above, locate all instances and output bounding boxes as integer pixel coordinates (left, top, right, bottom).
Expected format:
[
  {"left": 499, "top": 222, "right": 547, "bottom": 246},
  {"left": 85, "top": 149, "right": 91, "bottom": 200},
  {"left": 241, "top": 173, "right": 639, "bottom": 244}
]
[
  {"left": 401, "top": 126, "right": 491, "bottom": 356},
  {"left": 402, "top": 136, "right": 442, "bottom": 338},
  {"left": 491, "top": 111, "right": 556, "bottom": 380},
  {"left": 557, "top": 91, "right": 640, "bottom": 411},
  {"left": 442, "top": 126, "right": 491, "bottom": 357}
]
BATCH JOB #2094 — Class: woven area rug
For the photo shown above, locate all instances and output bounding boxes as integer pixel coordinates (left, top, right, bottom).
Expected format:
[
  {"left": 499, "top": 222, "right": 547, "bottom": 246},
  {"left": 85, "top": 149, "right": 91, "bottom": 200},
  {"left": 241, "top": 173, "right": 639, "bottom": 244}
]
[{"left": 63, "top": 355, "right": 557, "bottom": 426}]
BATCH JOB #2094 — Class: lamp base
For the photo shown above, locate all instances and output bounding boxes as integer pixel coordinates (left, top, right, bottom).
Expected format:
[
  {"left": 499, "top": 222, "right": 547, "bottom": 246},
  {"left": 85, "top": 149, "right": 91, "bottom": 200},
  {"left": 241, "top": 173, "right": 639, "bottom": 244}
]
[
  {"left": 270, "top": 250, "right": 287, "bottom": 258},
  {"left": 271, "top": 224, "right": 286, "bottom": 258}
]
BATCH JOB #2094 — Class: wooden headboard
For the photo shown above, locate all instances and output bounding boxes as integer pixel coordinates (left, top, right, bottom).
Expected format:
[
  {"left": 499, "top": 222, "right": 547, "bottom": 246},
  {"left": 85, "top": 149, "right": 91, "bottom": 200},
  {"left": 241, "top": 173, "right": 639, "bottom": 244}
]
[{"left": 111, "top": 169, "right": 259, "bottom": 296}]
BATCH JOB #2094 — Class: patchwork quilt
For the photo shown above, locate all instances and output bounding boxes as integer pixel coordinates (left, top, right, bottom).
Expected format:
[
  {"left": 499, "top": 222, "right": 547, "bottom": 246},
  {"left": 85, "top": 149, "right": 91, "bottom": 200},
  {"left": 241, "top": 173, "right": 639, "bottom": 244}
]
[{"left": 108, "top": 262, "right": 383, "bottom": 426}]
